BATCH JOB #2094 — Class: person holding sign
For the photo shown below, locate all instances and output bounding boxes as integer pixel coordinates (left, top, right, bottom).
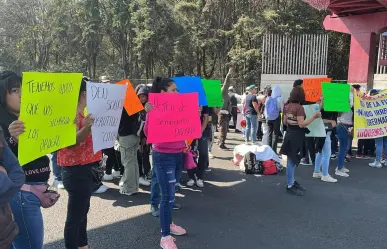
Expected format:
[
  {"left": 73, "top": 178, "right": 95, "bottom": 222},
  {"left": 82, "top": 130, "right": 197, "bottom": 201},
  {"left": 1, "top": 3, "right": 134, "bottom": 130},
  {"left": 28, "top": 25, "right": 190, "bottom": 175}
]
[
  {"left": 0, "top": 71, "right": 51, "bottom": 249},
  {"left": 145, "top": 77, "right": 187, "bottom": 249},
  {"left": 57, "top": 79, "right": 102, "bottom": 249},
  {"left": 217, "top": 68, "right": 234, "bottom": 150},
  {"left": 280, "top": 86, "right": 321, "bottom": 196}
]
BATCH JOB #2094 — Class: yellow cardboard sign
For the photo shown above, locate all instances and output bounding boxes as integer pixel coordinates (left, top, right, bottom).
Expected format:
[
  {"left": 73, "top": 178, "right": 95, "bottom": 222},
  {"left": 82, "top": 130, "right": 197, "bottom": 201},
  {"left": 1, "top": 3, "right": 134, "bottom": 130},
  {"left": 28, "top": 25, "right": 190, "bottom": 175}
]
[
  {"left": 18, "top": 72, "right": 83, "bottom": 165},
  {"left": 354, "top": 89, "right": 387, "bottom": 139}
]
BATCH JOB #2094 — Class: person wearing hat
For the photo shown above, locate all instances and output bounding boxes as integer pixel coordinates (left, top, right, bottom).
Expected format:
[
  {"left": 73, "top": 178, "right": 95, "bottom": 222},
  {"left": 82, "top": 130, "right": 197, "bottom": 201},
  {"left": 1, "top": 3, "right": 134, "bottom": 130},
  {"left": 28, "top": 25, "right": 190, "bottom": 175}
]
[
  {"left": 244, "top": 84, "right": 259, "bottom": 144},
  {"left": 228, "top": 86, "right": 238, "bottom": 132},
  {"left": 136, "top": 87, "right": 152, "bottom": 187},
  {"left": 100, "top": 75, "right": 111, "bottom": 84}
]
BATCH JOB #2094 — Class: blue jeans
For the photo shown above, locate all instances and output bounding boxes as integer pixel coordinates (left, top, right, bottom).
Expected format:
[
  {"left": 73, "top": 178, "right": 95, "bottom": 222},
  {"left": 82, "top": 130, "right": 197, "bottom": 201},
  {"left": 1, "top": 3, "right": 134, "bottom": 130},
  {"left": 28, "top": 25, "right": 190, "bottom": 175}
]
[
  {"left": 286, "top": 159, "right": 296, "bottom": 187},
  {"left": 51, "top": 152, "right": 62, "bottom": 181},
  {"left": 375, "top": 136, "right": 387, "bottom": 162},
  {"left": 335, "top": 125, "right": 349, "bottom": 170},
  {"left": 150, "top": 152, "right": 184, "bottom": 207},
  {"left": 245, "top": 114, "right": 258, "bottom": 143},
  {"left": 152, "top": 151, "right": 183, "bottom": 237},
  {"left": 314, "top": 132, "right": 332, "bottom": 176},
  {"left": 10, "top": 191, "right": 44, "bottom": 249}
]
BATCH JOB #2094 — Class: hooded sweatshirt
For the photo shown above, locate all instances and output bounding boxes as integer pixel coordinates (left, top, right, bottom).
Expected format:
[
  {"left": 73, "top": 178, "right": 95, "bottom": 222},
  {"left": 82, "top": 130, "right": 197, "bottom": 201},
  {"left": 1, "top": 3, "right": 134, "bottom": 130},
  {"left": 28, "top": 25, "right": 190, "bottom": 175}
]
[
  {"left": 0, "top": 131, "right": 25, "bottom": 206},
  {"left": 0, "top": 107, "right": 50, "bottom": 183},
  {"left": 264, "top": 85, "right": 284, "bottom": 119}
]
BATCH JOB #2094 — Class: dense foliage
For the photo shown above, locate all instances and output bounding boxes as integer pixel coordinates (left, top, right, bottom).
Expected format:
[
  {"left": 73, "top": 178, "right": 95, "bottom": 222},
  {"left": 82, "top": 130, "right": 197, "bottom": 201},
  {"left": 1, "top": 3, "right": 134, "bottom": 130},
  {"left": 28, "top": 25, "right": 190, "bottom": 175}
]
[{"left": 0, "top": 0, "right": 350, "bottom": 87}]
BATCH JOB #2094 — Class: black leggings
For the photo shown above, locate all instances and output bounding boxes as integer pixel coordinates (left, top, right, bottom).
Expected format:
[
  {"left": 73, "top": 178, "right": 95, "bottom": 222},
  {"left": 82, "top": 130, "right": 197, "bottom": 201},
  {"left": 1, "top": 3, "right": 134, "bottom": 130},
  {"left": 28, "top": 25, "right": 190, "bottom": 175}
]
[
  {"left": 103, "top": 147, "right": 124, "bottom": 175},
  {"left": 62, "top": 163, "right": 96, "bottom": 249},
  {"left": 137, "top": 144, "right": 151, "bottom": 177}
]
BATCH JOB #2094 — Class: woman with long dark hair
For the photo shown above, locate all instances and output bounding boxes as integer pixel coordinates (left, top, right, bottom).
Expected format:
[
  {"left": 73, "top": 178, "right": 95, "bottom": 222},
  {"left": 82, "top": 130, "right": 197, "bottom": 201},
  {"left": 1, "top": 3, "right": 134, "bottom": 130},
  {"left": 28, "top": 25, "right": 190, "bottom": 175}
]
[
  {"left": 0, "top": 71, "right": 50, "bottom": 249},
  {"left": 145, "top": 77, "right": 186, "bottom": 249},
  {"left": 280, "top": 86, "right": 321, "bottom": 196}
]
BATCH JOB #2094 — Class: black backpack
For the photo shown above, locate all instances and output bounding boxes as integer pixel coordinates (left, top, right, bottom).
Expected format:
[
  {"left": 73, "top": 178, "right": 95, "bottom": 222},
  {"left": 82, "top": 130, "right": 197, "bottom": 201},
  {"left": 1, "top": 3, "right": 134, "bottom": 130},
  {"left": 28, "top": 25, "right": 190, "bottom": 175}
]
[{"left": 244, "top": 152, "right": 263, "bottom": 175}]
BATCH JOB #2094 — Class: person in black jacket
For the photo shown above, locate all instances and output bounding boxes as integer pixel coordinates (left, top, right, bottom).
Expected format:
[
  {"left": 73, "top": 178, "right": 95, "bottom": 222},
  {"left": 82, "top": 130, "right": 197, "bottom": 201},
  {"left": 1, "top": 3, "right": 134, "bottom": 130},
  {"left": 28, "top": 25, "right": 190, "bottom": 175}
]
[
  {"left": 118, "top": 85, "right": 143, "bottom": 196},
  {"left": 136, "top": 87, "right": 151, "bottom": 187}
]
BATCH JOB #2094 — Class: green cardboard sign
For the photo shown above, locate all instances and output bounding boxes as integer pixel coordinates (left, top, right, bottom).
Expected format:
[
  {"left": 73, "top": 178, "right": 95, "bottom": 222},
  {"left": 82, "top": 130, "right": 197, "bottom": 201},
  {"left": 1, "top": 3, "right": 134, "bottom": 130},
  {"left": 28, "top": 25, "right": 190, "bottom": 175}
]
[
  {"left": 322, "top": 83, "right": 350, "bottom": 112},
  {"left": 201, "top": 79, "right": 222, "bottom": 107}
]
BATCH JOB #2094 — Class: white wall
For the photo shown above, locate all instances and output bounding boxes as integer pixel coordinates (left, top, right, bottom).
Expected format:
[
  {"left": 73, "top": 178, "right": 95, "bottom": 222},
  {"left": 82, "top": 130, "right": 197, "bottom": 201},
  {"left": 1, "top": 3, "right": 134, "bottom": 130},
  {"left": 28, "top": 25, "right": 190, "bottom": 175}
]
[
  {"left": 261, "top": 74, "right": 328, "bottom": 100},
  {"left": 374, "top": 74, "right": 387, "bottom": 90}
]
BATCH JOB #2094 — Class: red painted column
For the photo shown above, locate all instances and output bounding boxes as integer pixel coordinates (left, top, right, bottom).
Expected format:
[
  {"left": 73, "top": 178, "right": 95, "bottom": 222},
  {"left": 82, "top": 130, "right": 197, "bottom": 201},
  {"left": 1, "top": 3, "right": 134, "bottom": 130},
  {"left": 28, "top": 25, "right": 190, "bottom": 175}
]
[
  {"left": 348, "top": 33, "right": 377, "bottom": 88},
  {"left": 323, "top": 12, "right": 387, "bottom": 87}
]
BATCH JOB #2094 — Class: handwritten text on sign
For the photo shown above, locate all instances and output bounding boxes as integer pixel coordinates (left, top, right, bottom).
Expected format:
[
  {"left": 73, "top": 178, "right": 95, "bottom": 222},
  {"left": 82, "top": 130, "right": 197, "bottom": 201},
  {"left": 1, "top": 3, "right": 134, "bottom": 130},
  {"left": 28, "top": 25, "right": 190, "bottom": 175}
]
[
  {"left": 147, "top": 93, "right": 201, "bottom": 143},
  {"left": 18, "top": 72, "right": 82, "bottom": 166},
  {"left": 303, "top": 78, "right": 331, "bottom": 102},
  {"left": 354, "top": 90, "right": 387, "bottom": 139},
  {"left": 87, "top": 82, "right": 127, "bottom": 154}
]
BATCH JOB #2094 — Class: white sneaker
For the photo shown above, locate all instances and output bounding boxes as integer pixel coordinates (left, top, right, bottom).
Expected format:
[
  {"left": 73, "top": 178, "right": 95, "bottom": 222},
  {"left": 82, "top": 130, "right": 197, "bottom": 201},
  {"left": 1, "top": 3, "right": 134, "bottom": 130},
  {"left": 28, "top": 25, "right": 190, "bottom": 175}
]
[
  {"left": 335, "top": 169, "right": 349, "bottom": 177},
  {"left": 175, "top": 183, "right": 184, "bottom": 189},
  {"left": 321, "top": 175, "right": 338, "bottom": 183},
  {"left": 112, "top": 170, "right": 121, "bottom": 178},
  {"left": 53, "top": 180, "right": 65, "bottom": 189},
  {"left": 369, "top": 160, "right": 382, "bottom": 168},
  {"left": 196, "top": 179, "right": 204, "bottom": 188},
  {"left": 381, "top": 159, "right": 386, "bottom": 164},
  {"left": 186, "top": 179, "right": 195, "bottom": 187},
  {"left": 335, "top": 167, "right": 350, "bottom": 173},
  {"left": 94, "top": 184, "right": 109, "bottom": 194},
  {"left": 139, "top": 177, "right": 151, "bottom": 186},
  {"left": 312, "top": 172, "right": 322, "bottom": 179},
  {"left": 102, "top": 173, "right": 114, "bottom": 181},
  {"left": 209, "top": 152, "right": 215, "bottom": 159}
]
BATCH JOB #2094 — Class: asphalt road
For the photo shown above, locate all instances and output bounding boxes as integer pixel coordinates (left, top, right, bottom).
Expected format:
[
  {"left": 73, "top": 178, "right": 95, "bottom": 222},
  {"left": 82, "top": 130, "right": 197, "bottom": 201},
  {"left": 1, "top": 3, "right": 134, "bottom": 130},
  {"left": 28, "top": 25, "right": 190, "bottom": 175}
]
[{"left": 43, "top": 132, "right": 387, "bottom": 249}]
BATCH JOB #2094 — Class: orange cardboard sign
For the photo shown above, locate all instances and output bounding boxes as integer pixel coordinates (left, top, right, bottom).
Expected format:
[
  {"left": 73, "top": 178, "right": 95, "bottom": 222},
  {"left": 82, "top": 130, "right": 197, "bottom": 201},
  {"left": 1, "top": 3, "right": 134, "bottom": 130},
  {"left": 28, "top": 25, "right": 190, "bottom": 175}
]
[
  {"left": 303, "top": 78, "right": 332, "bottom": 102},
  {"left": 116, "top": 79, "right": 144, "bottom": 115}
]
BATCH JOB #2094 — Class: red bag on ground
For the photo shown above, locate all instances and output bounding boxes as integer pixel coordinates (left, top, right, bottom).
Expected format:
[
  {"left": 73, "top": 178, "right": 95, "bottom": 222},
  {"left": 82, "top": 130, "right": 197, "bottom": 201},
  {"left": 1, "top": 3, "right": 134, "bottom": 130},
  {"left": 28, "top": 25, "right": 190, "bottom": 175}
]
[{"left": 262, "top": 160, "right": 277, "bottom": 175}]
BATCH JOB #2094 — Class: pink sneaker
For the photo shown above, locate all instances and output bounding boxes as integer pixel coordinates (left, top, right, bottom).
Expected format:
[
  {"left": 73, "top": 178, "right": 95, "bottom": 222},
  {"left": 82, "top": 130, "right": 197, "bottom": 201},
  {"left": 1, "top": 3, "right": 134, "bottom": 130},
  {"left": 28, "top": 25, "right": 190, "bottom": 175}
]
[
  {"left": 170, "top": 223, "right": 186, "bottom": 236},
  {"left": 160, "top": 236, "right": 177, "bottom": 249}
]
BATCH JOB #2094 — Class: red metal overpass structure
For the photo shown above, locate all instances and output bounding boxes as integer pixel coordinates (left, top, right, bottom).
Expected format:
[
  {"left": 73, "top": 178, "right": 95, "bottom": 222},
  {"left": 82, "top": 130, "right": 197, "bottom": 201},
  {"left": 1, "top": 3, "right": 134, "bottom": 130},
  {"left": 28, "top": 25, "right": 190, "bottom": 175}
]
[{"left": 303, "top": 0, "right": 387, "bottom": 89}]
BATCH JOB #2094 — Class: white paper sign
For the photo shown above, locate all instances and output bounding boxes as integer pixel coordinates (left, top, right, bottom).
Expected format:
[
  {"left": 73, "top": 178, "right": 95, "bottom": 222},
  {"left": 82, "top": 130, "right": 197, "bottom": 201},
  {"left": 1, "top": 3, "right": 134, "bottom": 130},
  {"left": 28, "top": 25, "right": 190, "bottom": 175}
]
[
  {"left": 87, "top": 82, "right": 127, "bottom": 153},
  {"left": 303, "top": 104, "right": 326, "bottom": 137}
]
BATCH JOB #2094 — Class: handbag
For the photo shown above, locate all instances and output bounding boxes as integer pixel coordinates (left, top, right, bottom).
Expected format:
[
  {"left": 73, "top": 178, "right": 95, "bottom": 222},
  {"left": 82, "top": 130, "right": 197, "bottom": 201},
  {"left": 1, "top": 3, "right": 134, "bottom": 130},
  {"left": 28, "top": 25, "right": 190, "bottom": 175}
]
[
  {"left": 0, "top": 204, "right": 18, "bottom": 249},
  {"left": 184, "top": 150, "right": 197, "bottom": 170},
  {"left": 91, "top": 165, "right": 104, "bottom": 186}
]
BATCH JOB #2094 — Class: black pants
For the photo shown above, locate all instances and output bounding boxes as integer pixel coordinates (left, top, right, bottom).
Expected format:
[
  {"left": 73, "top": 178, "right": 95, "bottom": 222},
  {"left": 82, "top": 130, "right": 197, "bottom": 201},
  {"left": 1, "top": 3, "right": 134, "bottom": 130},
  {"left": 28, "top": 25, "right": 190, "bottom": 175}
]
[
  {"left": 62, "top": 163, "right": 96, "bottom": 249},
  {"left": 304, "top": 137, "right": 316, "bottom": 163},
  {"left": 188, "top": 137, "right": 208, "bottom": 180},
  {"left": 267, "top": 117, "right": 281, "bottom": 153},
  {"left": 357, "top": 139, "right": 372, "bottom": 156},
  {"left": 257, "top": 121, "right": 263, "bottom": 139},
  {"left": 231, "top": 107, "right": 238, "bottom": 130},
  {"left": 137, "top": 144, "right": 151, "bottom": 177},
  {"left": 102, "top": 147, "right": 123, "bottom": 175}
]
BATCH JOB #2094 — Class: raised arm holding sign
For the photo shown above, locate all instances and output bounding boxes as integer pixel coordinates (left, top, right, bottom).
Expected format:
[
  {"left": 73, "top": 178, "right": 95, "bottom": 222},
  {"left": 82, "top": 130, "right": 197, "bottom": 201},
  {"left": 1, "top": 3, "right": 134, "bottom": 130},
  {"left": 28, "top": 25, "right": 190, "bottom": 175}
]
[{"left": 86, "top": 82, "right": 127, "bottom": 154}]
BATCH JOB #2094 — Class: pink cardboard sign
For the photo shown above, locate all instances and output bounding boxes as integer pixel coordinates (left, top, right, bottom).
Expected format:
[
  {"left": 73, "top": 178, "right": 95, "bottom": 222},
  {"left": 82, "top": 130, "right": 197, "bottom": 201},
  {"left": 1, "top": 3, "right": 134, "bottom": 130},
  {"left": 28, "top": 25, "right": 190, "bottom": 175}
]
[{"left": 147, "top": 93, "right": 202, "bottom": 143}]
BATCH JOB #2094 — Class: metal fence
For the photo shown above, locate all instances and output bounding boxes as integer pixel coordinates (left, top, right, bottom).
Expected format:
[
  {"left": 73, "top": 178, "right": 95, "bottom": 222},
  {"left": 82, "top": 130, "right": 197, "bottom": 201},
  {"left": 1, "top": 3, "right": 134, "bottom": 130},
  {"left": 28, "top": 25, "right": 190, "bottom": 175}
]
[{"left": 262, "top": 33, "right": 329, "bottom": 75}]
